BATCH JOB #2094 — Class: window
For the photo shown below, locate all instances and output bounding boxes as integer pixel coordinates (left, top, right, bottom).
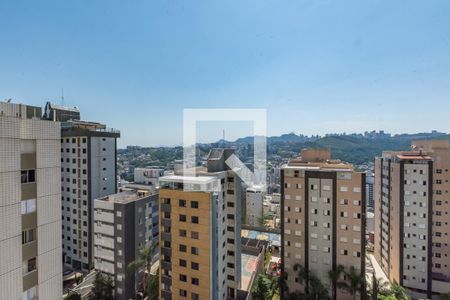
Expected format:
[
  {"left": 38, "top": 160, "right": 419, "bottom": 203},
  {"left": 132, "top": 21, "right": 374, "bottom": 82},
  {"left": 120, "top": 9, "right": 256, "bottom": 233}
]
[
  {"left": 192, "top": 278, "right": 199, "bottom": 285},
  {"left": 179, "top": 229, "right": 187, "bottom": 237},
  {"left": 22, "top": 286, "right": 37, "bottom": 300},
  {"left": 191, "top": 216, "right": 199, "bottom": 224},
  {"left": 179, "top": 245, "right": 187, "bottom": 252},
  {"left": 179, "top": 214, "right": 187, "bottom": 222},
  {"left": 179, "top": 199, "right": 187, "bottom": 207},
  {"left": 179, "top": 259, "right": 187, "bottom": 267},
  {"left": 191, "top": 247, "right": 199, "bottom": 255},
  {"left": 191, "top": 201, "right": 199, "bottom": 208},
  {"left": 21, "top": 199, "right": 36, "bottom": 215},
  {"left": 191, "top": 231, "right": 199, "bottom": 239},
  {"left": 191, "top": 293, "right": 199, "bottom": 300},
  {"left": 227, "top": 214, "right": 234, "bottom": 220},
  {"left": 191, "top": 262, "right": 199, "bottom": 270},
  {"left": 22, "top": 229, "right": 36, "bottom": 244},
  {"left": 179, "top": 289, "right": 187, "bottom": 297},
  {"left": 23, "top": 257, "right": 37, "bottom": 274},
  {"left": 21, "top": 170, "right": 35, "bottom": 184},
  {"left": 180, "top": 274, "right": 187, "bottom": 282}
]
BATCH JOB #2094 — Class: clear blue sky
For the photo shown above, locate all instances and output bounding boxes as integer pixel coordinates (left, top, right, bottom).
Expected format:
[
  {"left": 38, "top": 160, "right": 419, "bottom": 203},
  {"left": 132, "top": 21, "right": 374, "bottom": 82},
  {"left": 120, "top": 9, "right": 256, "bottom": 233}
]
[{"left": 1, "top": 1, "right": 450, "bottom": 147}]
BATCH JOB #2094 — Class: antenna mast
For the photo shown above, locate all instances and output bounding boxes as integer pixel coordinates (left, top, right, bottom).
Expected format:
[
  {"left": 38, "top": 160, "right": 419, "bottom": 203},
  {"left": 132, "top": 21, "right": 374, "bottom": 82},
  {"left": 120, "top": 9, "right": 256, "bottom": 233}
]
[{"left": 61, "top": 88, "right": 65, "bottom": 106}]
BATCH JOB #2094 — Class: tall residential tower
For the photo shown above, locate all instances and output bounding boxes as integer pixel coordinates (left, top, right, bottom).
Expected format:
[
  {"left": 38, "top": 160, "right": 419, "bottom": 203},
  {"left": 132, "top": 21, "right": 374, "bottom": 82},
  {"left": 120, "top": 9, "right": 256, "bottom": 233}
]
[
  {"left": 281, "top": 149, "right": 366, "bottom": 300},
  {"left": 158, "top": 149, "right": 243, "bottom": 300},
  {"left": 374, "top": 140, "right": 450, "bottom": 299},
  {"left": 0, "top": 101, "right": 62, "bottom": 299},
  {"left": 44, "top": 102, "right": 120, "bottom": 271}
]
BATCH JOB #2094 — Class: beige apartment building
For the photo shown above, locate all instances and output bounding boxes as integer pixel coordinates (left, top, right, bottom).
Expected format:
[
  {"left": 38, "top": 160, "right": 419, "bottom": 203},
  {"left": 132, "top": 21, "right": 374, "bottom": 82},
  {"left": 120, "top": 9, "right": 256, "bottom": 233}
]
[
  {"left": 158, "top": 149, "right": 243, "bottom": 300},
  {"left": 0, "top": 101, "right": 62, "bottom": 299},
  {"left": 374, "top": 140, "right": 450, "bottom": 299},
  {"left": 281, "top": 149, "right": 366, "bottom": 300}
]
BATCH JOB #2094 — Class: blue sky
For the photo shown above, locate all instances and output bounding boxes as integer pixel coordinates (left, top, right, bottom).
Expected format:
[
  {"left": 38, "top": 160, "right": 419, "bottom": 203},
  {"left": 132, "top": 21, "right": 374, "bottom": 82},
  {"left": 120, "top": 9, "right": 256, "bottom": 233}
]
[{"left": 1, "top": 1, "right": 450, "bottom": 147}]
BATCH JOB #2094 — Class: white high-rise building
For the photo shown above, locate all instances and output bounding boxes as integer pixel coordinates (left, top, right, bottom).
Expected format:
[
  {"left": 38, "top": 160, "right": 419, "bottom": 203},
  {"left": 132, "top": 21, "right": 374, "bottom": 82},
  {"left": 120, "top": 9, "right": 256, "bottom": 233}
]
[
  {"left": 0, "top": 101, "right": 62, "bottom": 300},
  {"left": 245, "top": 185, "right": 266, "bottom": 226},
  {"left": 44, "top": 102, "right": 120, "bottom": 272}
]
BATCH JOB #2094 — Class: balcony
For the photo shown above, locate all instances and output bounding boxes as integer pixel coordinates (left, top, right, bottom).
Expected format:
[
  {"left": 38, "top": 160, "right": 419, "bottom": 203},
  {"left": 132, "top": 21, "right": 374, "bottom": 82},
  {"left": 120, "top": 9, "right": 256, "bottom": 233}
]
[
  {"left": 94, "top": 223, "right": 114, "bottom": 236},
  {"left": 22, "top": 241, "right": 37, "bottom": 261},
  {"left": 23, "top": 270, "right": 38, "bottom": 291},
  {"left": 161, "top": 247, "right": 171, "bottom": 257},
  {"left": 161, "top": 274, "right": 172, "bottom": 286},
  {"left": 161, "top": 203, "right": 171, "bottom": 213},
  {"left": 161, "top": 261, "right": 171, "bottom": 271},
  {"left": 161, "top": 218, "right": 171, "bottom": 227},
  {"left": 161, "top": 232, "right": 171, "bottom": 242},
  {"left": 161, "top": 290, "right": 172, "bottom": 300}
]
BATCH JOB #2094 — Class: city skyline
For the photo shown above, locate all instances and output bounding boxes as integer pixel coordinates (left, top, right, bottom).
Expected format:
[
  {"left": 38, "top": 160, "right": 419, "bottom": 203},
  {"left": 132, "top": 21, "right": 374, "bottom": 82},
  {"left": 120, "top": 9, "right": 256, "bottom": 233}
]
[{"left": 2, "top": 1, "right": 450, "bottom": 146}]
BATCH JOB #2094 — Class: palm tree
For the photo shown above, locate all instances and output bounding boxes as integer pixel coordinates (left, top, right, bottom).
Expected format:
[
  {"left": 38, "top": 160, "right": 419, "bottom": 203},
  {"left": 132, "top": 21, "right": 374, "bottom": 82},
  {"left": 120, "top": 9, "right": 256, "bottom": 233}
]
[
  {"left": 309, "top": 274, "right": 329, "bottom": 300},
  {"left": 328, "top": 265, "right": 345, "bottom": 300},
  {"left": 294, "top": 264, "right": 310, "bottom": 294},
  {"left": 340, "top": 266, "right": 365, "bottom": 300},
  {"left": 127, "top": 241, "right": 158, "bottom": 298},
  {"left": 293, "top": 264, "right": 328, "bottom": 300},
  {"left": 367, "top": 273, "right": 389, "bottom": 300}
]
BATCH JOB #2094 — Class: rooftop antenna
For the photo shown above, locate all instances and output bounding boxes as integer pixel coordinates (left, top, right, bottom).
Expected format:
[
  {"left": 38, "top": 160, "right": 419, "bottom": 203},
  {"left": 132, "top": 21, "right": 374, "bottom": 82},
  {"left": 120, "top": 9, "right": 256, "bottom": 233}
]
[
  {"left": 220, "top": 129, "right": 226, "bottom": 148},
  {"left": 61, "top": 88, "right": 65, "bottom": 106}
]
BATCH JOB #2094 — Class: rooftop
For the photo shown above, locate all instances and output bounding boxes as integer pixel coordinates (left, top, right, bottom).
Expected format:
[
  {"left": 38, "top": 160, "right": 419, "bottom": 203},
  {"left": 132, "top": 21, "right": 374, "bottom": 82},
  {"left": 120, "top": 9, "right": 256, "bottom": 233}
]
[
  {"left": 160, "top": 175, "right": 217, "bottom": 184},
  {"left": 96, "top": 190, "right": 152, "bottom": 204},
  {"left": 284, "top": 148, "right": 355, "bottom": 171}
]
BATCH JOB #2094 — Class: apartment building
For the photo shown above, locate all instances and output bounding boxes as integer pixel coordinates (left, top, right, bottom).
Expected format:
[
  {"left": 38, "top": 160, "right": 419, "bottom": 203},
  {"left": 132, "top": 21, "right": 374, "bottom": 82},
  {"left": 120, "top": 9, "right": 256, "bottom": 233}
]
[
  {"left": 159, "top": 149, "right": 242, "bottom": 300},
  {"left": 366, "top": 174, "right": 375, "bottom": 210},
  {"left": 134, "top": 167, "right": 165, "bottom": 189},
  {"left": 374, "top": 140, "right": 450, "bottom": 299},
  {"left": 245, "top": 184, "right": 266, "bottom": 226},
  {"left": 93, "top": 188, "right": 158, "bottom": 300},
  {"left": 44, "top": 103, "right": 120, "bottom": 272},
  {"left": 281, "top": 149, "right": 366, "bottom": 300},
  {"left": 0, "top": 101, "right": 62, "bottom": 299}
]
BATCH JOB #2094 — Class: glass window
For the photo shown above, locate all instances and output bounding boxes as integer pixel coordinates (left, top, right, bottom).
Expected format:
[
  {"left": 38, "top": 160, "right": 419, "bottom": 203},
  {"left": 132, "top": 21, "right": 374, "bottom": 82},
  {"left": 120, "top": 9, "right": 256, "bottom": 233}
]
[
  {"left": 23, "top": 257, "right": 37, "bottom": 274},
  {"left": 21, "top": 199, "right": 36, "bottom": 215}
]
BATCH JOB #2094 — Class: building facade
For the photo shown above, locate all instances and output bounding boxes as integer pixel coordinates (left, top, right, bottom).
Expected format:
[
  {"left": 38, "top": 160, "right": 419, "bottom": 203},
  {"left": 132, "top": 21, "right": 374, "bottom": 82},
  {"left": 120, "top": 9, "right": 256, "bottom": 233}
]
[
  {"left": 365, "top": 174, "right": 375, "bottom": 210},
  {"left": 45, "top": 103, "right": 121, "bottom": 272},
  {"left": 134, "top": 167, "right": 164, "bottom": 189},
  {"left": 0, "top": 101, "right": 62, "bottom": 299},
  {"left": 281, "top": 149, "right": 366, "bottom": 300},
  {"left": 158, "top": 149, "right": 243, "bottom": 300},
  {"left": 245, "top": 185, "right": 266, "bottom": 226},
  {"left": 374, "top": 140, "right": 450, "bottom": 299},
  {"left": 94, "top": 188, "right": 158, "bottom": 299}
]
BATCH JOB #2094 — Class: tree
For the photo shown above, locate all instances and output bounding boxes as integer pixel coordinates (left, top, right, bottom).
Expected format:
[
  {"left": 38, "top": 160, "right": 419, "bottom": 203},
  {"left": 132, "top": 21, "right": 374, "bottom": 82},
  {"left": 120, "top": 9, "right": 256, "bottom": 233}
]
[
  {"left": 64, "top": 292, "right": 81, "bottom": 300},
  {"left": 440, "top": 293, "right": 450, "bottom": 300},
  {"left": 340, "top": 266, "right": 364, "bottom": 300},
  {"left": 90, "top": 272, "right": 114, "bottom": 300},
  {"left": 328, "top": 265, "right": 345, "bottom": 300},
  {"left": 252, "top": 274, "right": 273, "bottom": 300},
  {"left": 293, "top": 264, "right": 329, "bottom": 300},
  {"left": 389, "top": 284, "right": 410, "bottom": 300},
  {"left": 127, "top": 242, "right": 158, "bottom": 298},
  {"left": 367, "top": 273, "right": 389, "bottom": 300},
  {"left": 146, "top": 268, "right": 159, "bottom": 300},
  {"left": 309, "top": 274, "right": 329, "bottom": 300}
]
